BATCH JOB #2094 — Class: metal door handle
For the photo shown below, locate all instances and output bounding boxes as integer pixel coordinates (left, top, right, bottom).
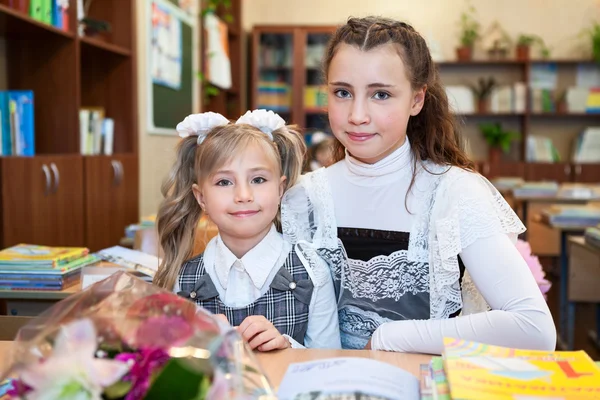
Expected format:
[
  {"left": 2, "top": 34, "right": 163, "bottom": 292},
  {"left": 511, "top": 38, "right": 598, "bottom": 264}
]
[
  {"left": 41, "top": 164, "right": 51, "bottom": 196},
  {"left": 50, "top": 163, "right": 60, "bottom": 193}
]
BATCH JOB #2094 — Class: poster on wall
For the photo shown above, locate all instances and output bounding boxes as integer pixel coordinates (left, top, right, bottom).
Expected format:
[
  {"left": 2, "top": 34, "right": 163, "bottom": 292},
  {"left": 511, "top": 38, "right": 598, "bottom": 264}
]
[
  {"left": 203, "top": 13, "right": 232, "bottom": 89},
  {"left": 151, "top": 1, "right": 183, "bottom": 90}
]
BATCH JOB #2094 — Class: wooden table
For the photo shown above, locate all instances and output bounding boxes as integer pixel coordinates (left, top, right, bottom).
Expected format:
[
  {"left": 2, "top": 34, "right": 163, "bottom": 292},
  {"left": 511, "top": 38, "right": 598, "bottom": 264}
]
[{"left": 0, "top": 341, "right": 432, "bottom": 389}]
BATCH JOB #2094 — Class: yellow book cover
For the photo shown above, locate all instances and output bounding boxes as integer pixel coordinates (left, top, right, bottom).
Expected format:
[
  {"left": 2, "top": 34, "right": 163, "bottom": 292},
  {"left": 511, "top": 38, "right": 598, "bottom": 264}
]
[
  {"left": 0, "top": 244, "right": 89, "bottom": 267},
  {"left": 443, "top": 337, "right": 600, "bottom": 400}
]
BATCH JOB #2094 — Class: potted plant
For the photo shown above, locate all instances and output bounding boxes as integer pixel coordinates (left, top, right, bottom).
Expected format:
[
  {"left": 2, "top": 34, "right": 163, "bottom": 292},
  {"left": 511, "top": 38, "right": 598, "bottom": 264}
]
[
  {"left": 515, "top": 34, "right": 548, "bottom": 61},
  {"left": 479, "top": 122, "right": 520, "bottom": 164},
  {"left": 583, "top": 21, "right": 600, "bottom": 63},
  {"left": 456, "top": 4, "right": 480, "bottom": 61},
  {"left": 469, "top": 76, "right": 496, "bottom": 113}
]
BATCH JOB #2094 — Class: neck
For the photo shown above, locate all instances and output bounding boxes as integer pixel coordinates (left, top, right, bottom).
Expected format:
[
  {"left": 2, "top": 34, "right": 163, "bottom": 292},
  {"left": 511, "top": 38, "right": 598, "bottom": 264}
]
[{"left": 218, "top": 225, "right": 272, "bottom": 259}]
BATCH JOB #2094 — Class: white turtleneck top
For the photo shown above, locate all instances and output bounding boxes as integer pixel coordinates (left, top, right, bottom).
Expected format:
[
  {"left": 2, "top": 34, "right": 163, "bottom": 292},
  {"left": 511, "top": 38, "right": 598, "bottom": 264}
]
[{"left": 320, "top": 138, "right": 556, "bottom": 354}]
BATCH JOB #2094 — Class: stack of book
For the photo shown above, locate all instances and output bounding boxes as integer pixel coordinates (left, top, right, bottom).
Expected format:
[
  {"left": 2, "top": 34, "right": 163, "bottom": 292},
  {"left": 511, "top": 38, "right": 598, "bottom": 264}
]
[
  {"left": 0, "top": 244, "right": 100, "bottom": 291},
  {"left": 421, "top": 337, "right": 600, "bottom": 399},
  {"left": 512, "top": 181, "right": 559, "bottom": 198},
  {"left": 491, "top": 177, "right": 524, "bottom": 192},
  {"left": 541, "top": 205, "right": 600, "bottom": 227}
]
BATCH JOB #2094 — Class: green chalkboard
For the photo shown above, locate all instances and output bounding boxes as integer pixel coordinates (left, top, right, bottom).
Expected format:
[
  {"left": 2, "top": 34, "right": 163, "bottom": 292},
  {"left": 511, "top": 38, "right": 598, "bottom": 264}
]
[{"left": 147, "top": 0, "right": 197, "bottom": 135}]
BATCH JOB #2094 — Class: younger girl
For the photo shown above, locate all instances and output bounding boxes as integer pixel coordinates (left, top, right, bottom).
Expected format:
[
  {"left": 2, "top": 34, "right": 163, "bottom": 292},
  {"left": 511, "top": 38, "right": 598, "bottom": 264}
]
[
  {"left": 154, "top": 110, "right": 341, "bottom": 351},
  {"left": 282, "top": 17, "right": 556, "bottom": 354}
]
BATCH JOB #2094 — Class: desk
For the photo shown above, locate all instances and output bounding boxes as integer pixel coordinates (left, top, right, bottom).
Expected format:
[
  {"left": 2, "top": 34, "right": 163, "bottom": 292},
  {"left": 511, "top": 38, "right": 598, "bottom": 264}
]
[
  {"left": 541, "top": 221, "right": 592, "bottom": 350},
  {"left": 0, "top": 341, "right": 432, "bottom": 389},
  {"left": 568, "top": 236, "right": 600, "bottom": 352}
]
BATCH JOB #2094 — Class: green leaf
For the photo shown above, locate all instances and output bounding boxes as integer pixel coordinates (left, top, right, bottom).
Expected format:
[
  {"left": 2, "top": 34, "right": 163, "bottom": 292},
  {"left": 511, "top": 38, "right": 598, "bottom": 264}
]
[
  {"left": 195, "top": 375, "right": 212, "bottom": 400},
  {"left": 224, "top": 14, "right": 234, "bottom": 23},
  {"left": 104, "top": 380, "right": 132, "bottom": 399},
  {"left": 144, "top": 359, "right": 206, "bottom": 400}
]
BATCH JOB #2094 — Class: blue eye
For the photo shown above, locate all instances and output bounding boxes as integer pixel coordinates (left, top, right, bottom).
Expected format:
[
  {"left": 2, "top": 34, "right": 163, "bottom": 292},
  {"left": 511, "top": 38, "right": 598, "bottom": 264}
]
[
  {"left": 334, "top": 89, "right": 351, "bottom": 99},
  {"left": 216, "top": 179, "right": 232, "bottom": 186},
  {"left": 252, "top": 177, "right": 266, "bottom": 184},
  {"left": 373, "top": 91, "right": 390, "bottom": 100}
]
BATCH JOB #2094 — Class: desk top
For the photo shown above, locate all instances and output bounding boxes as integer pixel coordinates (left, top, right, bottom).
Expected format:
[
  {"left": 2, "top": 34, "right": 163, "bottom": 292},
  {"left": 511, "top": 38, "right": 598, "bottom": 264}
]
[
  {"left": 569, "top": 235, "right": 600, "bottom": 255},
  {"left": 0, "top": 341, "right": 431, "bottom": 390}
]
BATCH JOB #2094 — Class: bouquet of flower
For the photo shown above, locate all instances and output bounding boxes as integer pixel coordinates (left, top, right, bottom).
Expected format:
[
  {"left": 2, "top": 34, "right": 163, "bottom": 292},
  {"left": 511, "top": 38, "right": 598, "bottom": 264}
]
[
  {"left": 0, "top": 271, "right": 275, "bottom": 400},
  {"left": 516, "top": 239, "right": 552, "bottom": 299}
]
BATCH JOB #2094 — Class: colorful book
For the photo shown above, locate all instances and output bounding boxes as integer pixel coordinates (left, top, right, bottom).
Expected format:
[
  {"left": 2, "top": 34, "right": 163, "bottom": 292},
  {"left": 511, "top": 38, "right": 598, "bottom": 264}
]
[
  {"left": 430, "top": 356, "right": 451, "bottom": 400},
  {"left": 443, "top": 337, "right": 600, "bottom": 400},
  {"left": 0, "top": 244, "right": 89, "bottom": 268}
]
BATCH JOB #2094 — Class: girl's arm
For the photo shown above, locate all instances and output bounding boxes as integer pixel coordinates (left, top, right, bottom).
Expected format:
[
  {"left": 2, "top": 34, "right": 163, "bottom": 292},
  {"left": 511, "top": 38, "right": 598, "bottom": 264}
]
[
  {"left": 372, "top": 233, "right": 556, "bottom": 354},
  {"left": 286, "top": 246, "right": 341, "bottom": 349}
]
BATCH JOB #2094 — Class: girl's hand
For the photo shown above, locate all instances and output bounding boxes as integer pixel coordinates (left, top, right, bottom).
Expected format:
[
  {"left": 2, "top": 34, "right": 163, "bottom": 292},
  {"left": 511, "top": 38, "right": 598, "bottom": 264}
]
[{"left": 238, "top": 315, "right": 291, "bottom": 352}]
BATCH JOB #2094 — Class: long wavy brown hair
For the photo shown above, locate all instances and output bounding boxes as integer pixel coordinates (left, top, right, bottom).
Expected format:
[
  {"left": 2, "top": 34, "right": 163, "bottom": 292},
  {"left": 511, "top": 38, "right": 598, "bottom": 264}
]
[
  {"left": 153, "top": 123, "right": 306, "bottom": 290},
  {"left": 323, "top": 17, "right": 475, "bottom": 197}
]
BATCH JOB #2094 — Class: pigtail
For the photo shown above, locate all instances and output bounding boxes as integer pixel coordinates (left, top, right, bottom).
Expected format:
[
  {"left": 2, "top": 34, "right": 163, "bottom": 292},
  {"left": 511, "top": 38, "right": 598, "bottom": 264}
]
[
  {"left": 271, "top": 124, "right": 307, "bottom": 190},
  {"left": 153, "top": 136, "right": 202, "bottom": 290}
]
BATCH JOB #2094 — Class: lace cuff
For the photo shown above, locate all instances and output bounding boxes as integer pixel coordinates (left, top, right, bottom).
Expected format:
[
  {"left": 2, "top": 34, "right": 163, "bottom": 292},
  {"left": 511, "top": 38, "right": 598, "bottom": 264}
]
[
  {"left": 281, "top": 168, "right": 338, "bottom": 250},
  {"left": 428, "top": 170, "right": 526, "bottom": 319}
]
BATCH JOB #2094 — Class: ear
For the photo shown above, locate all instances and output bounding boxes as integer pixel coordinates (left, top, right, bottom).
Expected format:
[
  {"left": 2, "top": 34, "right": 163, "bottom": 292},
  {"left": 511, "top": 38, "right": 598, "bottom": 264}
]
[
  {"left": 192, "top": 183, "right": 205, "bottom": 210},
  {"left": 279, "top": 175, "right": 287, "bottom": 199},
  {"left": 410, "top": 85, "right": 427, "bottom": 116}
]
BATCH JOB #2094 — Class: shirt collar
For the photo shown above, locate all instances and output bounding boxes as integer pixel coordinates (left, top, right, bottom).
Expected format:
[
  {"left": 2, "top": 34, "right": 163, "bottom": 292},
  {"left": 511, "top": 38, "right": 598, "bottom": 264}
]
[{"left": 214, "top": 224, "right": 284, "bottom": 290}]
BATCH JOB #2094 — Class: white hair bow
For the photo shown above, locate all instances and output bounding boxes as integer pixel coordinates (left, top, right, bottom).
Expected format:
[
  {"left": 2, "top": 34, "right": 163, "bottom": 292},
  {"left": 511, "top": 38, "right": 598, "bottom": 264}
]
[
  {"left": 176, "top": 112, "right": 230, "bottom": 145},
  {"left": 235, "top": 109, "right": 286, "bottom": 140}
]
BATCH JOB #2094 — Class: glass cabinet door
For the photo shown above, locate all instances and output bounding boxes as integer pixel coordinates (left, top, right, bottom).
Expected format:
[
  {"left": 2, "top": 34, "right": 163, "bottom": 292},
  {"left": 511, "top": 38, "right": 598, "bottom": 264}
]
[{"left": 256, "top": 32, "right": 294, "bottom": 122}]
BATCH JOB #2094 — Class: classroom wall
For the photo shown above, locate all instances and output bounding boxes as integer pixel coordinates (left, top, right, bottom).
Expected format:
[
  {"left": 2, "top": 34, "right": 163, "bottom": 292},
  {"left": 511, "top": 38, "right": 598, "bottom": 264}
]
[
  {"left": 136, "top": 0, "right": 201, "bottom": 217},
  {"left": 242, "top": 0, "right": 597, "bottom": 60}
]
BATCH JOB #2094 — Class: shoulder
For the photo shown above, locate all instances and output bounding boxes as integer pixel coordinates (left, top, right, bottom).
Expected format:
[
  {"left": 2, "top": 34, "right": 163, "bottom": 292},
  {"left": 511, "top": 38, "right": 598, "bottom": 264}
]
[{"left": 293, "top": 242, "right": 332, "bottom": 288}]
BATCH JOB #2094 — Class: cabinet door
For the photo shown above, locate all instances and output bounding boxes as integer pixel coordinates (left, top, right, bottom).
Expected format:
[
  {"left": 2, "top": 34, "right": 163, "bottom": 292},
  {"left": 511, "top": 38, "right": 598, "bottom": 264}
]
[
  {"left": 572, "top": 164, "right": 600, "bottom": 183},
  {"left": 85, "top": 155, "right": 139, "bottom": 251},
  {"left": 526, "top": 163, "right": 572, "bottom": 183},
  {"left": 480, "top": 162, "right": 525, "bottom": 180},
  {"left": 1, "top": 156, "right": 84, "bottom": 247}
]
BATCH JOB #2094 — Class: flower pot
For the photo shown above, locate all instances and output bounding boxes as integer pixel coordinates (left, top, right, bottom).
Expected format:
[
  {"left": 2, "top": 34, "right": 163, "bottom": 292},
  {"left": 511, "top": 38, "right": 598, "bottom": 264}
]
[
  {"left": 456, "top": 46, "right": 473, "bottom": 61},
  {"left": 488, "top": 147, "right": 502, "bottom": 164},
  {"left": 477, "top": 98, "right": 489, "bottom": 114},
  {"left": 516, "top": 45, "right": 530, "bottom": 61}
]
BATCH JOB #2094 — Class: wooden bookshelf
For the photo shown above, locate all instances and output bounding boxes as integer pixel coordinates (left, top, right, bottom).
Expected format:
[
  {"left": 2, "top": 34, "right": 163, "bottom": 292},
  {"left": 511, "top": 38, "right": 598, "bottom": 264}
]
[
  {"left": 0, "top": 0, "right": 138, "bottom": 251},
  {"left": 249, "top": 24, "right": 600, "bottom": 184}
]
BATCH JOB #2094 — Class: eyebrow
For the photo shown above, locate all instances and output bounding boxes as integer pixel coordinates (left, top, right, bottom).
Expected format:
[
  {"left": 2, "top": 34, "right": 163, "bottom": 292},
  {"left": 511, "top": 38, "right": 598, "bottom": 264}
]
[
  {"left": 214, "top": 167, "right": 272, "bottom": 175},
  {"left": 329, "top": 81, "right": 396, "bottom": 89}
]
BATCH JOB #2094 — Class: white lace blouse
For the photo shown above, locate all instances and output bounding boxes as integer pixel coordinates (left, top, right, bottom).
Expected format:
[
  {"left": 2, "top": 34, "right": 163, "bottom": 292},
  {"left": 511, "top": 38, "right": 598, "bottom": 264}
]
[{"left": 281, "top": 138, "right": 556, "bottom": 354}]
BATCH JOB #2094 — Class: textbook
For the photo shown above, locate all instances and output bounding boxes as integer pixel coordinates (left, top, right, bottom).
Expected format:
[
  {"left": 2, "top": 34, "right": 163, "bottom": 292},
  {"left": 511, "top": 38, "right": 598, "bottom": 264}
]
[{"left": 443, "top": 337, "right": 600, "bottom": 400}]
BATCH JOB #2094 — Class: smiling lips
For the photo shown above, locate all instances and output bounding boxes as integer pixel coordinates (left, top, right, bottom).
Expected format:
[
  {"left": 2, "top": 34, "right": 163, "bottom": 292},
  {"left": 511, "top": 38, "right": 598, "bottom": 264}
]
[
  {"left": 347, "top": 132, "right": 376, "bottom": 142},
  {"left": 230, "top": 210, "right": 259, "bottom": 218}
]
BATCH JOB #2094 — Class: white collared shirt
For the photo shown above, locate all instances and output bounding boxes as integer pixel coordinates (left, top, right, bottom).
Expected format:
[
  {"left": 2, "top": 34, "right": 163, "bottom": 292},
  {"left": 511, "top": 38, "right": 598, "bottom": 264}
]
[{"left": 174, "top": 224, "right": 341, "bottom": 349}]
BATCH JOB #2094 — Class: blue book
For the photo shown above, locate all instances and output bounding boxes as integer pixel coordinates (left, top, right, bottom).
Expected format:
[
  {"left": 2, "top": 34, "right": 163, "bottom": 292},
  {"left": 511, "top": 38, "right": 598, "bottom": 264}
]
[
  {"left": 8, "top": 91, "right": 35, "bottom": 156},
  {"left": 0, "top": 92, "right": 11, "bottom": 156}
]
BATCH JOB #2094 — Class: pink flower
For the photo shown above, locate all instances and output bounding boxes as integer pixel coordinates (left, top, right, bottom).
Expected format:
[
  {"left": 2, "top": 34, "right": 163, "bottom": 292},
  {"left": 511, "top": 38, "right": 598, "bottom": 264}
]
[
  {"left": 516, "top": 239, "right": 551, "bottom": 299},
  {"left": 115, "top": 348, "right": 170, "bottom": 400}
]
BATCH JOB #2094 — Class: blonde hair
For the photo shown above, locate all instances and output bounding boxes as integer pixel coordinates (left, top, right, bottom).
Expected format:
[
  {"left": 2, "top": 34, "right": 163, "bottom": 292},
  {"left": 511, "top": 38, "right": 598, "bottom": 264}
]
[{"left": 154, "top": 123, "right": 306, "bottom": 290}]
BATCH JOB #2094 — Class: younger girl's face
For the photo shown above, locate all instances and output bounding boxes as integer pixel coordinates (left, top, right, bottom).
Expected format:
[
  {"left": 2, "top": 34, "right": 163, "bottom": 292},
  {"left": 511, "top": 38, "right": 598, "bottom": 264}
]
[
  {"left": 327, "top": 43, "right": 425, "bottom": 164},
  {"left": 192, "top": 142, "right": 285, "bottom": 247}
]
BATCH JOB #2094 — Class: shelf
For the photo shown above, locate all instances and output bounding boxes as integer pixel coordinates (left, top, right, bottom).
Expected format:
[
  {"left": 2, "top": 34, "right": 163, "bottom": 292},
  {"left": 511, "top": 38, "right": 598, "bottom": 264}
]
[
  {"left": 0, "top": 4, "right": 74, "bottom": 39},
  {"left": 437, "top": 60, "right": 526, "bottom": 67},
  {"left": 529, "top": 59, "right": 598, "bottom": 65},
  {"left": 529, "top": 112, "right": 600, "bottom": 117},
  {"left": 456, "top": 113, "right": 525, "bottom": 117},
  {"left": 305, "top": 108, "right": 327, "bottom": 114},
  {"left": 80, "top": 36, "right": 131, "bottom": 57}
]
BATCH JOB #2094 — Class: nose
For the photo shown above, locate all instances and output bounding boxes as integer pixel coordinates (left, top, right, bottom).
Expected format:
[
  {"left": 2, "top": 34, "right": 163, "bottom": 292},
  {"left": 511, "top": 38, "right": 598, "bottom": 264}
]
[
  {"left": 234, "top": 182, "right": 253, "bottom": 203},
  {"left": 348, "top": 98, "right": 370, "bottom": 125}
]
